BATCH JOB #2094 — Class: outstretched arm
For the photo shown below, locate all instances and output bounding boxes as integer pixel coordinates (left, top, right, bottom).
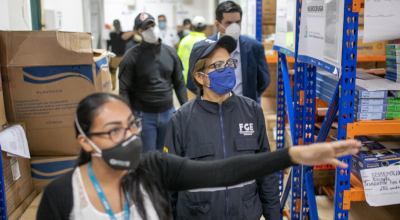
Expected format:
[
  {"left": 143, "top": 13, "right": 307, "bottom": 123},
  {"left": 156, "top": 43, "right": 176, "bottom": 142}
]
[{"left": 164, "top": 140, "right": 360, "bottom": 192}]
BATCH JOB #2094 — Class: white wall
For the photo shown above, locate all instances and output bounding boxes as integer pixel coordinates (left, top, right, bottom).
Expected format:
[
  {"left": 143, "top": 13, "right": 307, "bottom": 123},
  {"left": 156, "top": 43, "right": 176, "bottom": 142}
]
[
  {"left": 0, "top": 0, "right": 10, "bottom": 30},
  {"left": 104, "top": 0, "right": 216, "bottom": 32},
  {"left": 0, "top": 0, "right": 32, "bottom": 30},
  {"left": 42, "top": 0, "right": 85, "bottom": 32}
]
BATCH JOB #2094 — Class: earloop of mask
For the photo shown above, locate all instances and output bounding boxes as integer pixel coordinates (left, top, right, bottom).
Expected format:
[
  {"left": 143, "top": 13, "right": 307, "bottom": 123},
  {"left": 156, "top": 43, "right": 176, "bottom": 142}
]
[
  {"left": 74, "top": 115, "right": 102, "bottom": 157},
  {"left": 198, "top": 72, "right": 210, "bottom": 87}
]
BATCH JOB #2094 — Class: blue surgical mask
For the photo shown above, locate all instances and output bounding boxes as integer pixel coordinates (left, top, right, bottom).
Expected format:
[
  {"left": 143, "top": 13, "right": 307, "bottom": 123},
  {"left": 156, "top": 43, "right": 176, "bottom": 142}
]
[
  {"left": 200, "top": 68, "right": 236, "bottom": 95},
  {"left": 159, "top": 21, "right": 166, "bottom": 29}
]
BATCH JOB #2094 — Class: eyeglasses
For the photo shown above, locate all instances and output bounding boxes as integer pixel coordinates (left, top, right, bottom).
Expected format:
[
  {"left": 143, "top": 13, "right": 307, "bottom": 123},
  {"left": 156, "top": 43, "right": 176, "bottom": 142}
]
[
  {"left": 206, "top": 59, "right": 238, "bottom": 72},
  {"left": 87, "top": 118, "right": 142, "bottom": 143}
]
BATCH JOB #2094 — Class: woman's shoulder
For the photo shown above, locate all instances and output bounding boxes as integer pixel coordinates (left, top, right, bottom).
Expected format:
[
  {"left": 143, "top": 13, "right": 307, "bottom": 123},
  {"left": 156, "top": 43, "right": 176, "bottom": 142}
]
[
  {"left": 235, "top": 95, "right": 261, "bottom": 108},
  {"left": 43, "top": 169, "right": 74, "bottom": 196},
  {"left": 171, "top": 98, "right": 196, "bottom": 119}
]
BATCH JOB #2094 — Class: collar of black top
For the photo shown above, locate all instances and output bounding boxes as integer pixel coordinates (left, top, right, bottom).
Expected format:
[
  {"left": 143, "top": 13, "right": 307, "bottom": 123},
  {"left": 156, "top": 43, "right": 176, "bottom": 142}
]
[
  {"left": 135, "top": 13, "right": 156, "bottom": 30},
  {"left": 188, "top": 35, "right": 237, "bottom": 76}
]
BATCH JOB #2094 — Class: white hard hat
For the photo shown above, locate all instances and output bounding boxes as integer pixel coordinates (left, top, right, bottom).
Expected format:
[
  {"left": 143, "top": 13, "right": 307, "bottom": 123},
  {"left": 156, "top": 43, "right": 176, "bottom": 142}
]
[{"left": 192, "top": 16, "right": 206, "bottom": 28}]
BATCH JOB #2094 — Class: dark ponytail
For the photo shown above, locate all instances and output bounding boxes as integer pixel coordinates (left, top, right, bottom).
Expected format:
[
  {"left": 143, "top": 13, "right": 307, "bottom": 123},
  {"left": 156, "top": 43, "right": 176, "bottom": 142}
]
[{"left": 74, "top": 93, "right": 172, "bottom": 220}]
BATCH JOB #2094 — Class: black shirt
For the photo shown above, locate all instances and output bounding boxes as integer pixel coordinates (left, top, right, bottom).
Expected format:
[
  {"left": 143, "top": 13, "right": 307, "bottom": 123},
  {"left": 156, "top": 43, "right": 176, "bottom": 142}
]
[
  {"left": 37, "top": 149, "right": 294, "bottom": 220},
  {"left": 119, "top": 40, "right": 187, "bottom": 113},
  {"left": 107, "top": 32, "right": 126, "bottom": 56}
]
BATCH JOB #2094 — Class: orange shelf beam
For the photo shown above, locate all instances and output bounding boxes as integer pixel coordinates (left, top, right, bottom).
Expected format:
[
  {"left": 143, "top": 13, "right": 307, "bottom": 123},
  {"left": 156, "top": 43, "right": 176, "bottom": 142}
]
[
  {"left": 347, "top": 120, "right": 400, "bottom": 139},
  {"left": 266, "top": 55, "right": 385, "bottom": 64}
]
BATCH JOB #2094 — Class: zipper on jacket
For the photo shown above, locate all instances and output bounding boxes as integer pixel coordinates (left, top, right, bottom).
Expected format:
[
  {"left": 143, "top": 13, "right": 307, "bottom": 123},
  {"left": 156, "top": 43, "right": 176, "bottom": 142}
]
[{"left": 219, "top": 105, "right": 229, "bottom": 220}]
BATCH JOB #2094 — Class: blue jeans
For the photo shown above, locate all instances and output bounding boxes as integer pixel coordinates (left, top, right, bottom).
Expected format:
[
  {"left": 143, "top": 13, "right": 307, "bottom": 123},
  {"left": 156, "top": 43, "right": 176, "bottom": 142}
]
[{"left": 132, "top": 106, "right": 175, "bottom": 153}]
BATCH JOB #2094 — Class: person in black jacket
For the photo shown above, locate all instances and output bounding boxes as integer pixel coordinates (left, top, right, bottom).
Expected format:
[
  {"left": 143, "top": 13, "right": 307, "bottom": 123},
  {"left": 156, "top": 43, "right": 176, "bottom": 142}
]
[
  {"left": 36, "top": 92, "right": 360, "bottom": 220},
  {"left": 164, "top": 36, "right": 278, "bottom": 219},
  {"left": 119, "top": 12, "right": 188, "bottom": 153},
  {"left": 177, "top": 19, "right": 191, "bottom": 41}
]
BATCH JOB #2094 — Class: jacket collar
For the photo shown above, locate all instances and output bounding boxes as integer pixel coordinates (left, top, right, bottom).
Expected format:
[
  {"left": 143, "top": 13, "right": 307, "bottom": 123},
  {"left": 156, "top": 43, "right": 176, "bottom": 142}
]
[
  {"left": 189, "top": 32, "right": 206, "bottom": 37},
  {"left": 195, "top": 91, "right": 237, "bottom": 114},
  {"left": 140, "top": 39, "right": 162, "bottom": 53}
]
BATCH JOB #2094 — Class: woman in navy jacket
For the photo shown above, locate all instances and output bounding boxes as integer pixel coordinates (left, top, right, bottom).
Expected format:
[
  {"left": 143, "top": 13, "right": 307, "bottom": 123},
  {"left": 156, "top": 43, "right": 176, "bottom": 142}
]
[{"left": 165, "top": 36, "right": 279, "bottom": 220}]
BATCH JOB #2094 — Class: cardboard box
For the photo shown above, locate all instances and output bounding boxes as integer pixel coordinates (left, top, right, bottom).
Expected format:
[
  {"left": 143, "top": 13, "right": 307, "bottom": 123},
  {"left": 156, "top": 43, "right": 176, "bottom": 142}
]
[
  {"left": 262, "top": 0, "right": 276, "bottom": 24},
  {"left": 0, "top": 67, "right": 7, "bottom": 129},
  {"left": 92, "top": 49, "right": 112, "bottom": 93},
  {"left": 262, "top": 41, "right": 277, "bottom": 56},
  {"left": 30, "top": 156, "right": 76, "bottom": 193},
  {"left": 8, "top": 190, "right": 37, "bottom": 220},
  {"left": 359, "top": 8, "right": 364, "bottom": 24},
  {"left": 263, "top": 63, "right": 277, "bottom": 97},
  {"left": 1, "top": 123, "right": 34, "bottom": 216},
  {"left": 0, "top": 31, "right": 112, "bottom": 155},
  {"left": 352, "top": 141, "right": 400, "bottom": 182},
  {"left": 262, "top": 25, "right": 276, "bottom": 36},
  {"left": 261, "top": 96, "right": 277, "bottom": 114},
  {"left": 20, "top": 192, "right": 43, "bottom": 220},
  {"left": 313, "top": 168, "right": 335, "bottom": 187},
  {"left": 357, "top": 39, "right": 387, "bottom": 55}
]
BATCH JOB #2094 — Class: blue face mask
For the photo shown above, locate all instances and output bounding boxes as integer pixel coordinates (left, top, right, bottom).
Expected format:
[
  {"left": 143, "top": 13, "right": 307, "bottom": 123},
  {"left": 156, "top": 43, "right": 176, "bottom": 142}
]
[
  {"left": 159, "top": 22, "right": 166, "bottom": 29},
  {"left": 200, "top": 68, "right": 236, "bottom": 95}
]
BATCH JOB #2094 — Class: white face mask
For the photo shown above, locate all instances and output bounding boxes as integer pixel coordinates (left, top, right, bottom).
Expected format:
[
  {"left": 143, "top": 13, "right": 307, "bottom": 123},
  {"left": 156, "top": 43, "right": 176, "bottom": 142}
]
[
  {"left": 142, "top": 26, "right": 160, "bottom": 44},
  {"left": 221, "top": 23, "right": 241, "bottom": 41}
]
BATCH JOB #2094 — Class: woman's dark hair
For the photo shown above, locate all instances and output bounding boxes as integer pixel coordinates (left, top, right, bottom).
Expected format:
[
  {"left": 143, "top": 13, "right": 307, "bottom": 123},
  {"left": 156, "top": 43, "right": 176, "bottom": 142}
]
[
  {"left": 74, "top": 93, "right": 171, "bottom": 220},
  {"left": 216, "top": 1, "right": 243, "bottom": 23}
]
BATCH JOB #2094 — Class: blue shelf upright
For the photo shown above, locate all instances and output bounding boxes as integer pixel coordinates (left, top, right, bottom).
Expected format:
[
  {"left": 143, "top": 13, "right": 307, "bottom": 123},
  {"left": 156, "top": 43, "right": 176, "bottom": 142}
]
[
  {"left": 332, "top": 0, "right": 358, "bottom": 219},
  {"left": 0, "top": 149, "right": 7, "bottom": 219},
  {"left": 275, "top": 0, "right": 311, "bottom": 219},
  {"left": 256, "top": 0, "right": 262, "bottom": 42},
  {"left": 295, "top": 0, "right": 360, "bottom": 219}
]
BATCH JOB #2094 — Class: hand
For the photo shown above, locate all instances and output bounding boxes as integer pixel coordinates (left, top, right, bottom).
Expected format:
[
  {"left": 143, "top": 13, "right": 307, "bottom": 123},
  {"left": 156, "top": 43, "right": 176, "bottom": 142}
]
[{"left": 288, "top": 140, "right": 361, "bottom": 168}]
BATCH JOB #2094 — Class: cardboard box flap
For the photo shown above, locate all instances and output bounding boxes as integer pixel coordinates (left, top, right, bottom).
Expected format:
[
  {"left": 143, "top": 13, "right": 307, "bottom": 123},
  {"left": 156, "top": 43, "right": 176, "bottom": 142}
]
[{"left": 0, "top": 31, "right": 93, "bottom": 67}]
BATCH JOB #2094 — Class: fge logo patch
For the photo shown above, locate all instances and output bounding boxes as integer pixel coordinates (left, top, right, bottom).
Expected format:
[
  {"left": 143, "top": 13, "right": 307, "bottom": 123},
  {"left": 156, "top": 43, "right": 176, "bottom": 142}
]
[{"left": 239, "top": 123, "right": 254, "bottom": 136}]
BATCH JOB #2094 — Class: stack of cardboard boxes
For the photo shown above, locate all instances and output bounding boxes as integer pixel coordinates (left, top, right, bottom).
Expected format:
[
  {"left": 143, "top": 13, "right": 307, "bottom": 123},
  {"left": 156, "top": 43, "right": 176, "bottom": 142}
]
[
  {"left": 261, "top": 0, "right": 276, "bottom": 56},
  {"left": 0, "top": 31, "right": 112, "bottom": 219}
]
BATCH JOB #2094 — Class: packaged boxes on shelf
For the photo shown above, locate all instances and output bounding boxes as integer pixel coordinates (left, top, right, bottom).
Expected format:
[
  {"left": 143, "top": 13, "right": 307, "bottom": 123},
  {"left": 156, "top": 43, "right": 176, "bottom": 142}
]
[
  {"left": 0, "top": 123, "right": 34, "bottom": 217},
  {"left": 386, "top": 44, "right": 400, "bottom": 82},
  {"left": 0, "top": 31, "right": 112, "bottom": 156},
  {"left": 357, "top": 39, "right": 387, "bottom": 55},
  {"left": 316, "top": 70, "right": 400, "bottom": 120},
  {"left": 30, "top": 156, "right": 76, "bottom": 193},
  {"left": 262, "top": 0, "right": 276, "bottom": 24},
  {"left": 19, "top": 192, "right": 43, "bottom": 220},
  {"left": 354, "top": 97, "right": 400, "bottom": 105},
  {"left": 8, "top": 190, "right": 37, "bottom": 220},
  {"left": 390, "top": 90, "right": 400, "bottom": 98},
  {"left": 354, "top": 104, "right": 400, "bottom": 113},
  {"left": 352, "top": 137, "right": 400, "bottom": 182},
  {"left": 357, "top": 25, "right": 387, "bottom": 55}
]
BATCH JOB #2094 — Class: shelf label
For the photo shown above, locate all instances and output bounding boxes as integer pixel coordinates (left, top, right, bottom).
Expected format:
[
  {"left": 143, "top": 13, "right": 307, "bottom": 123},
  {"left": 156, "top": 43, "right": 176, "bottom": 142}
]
[{"left": 361, "top": 166, "right": 400, "bottom": 206}]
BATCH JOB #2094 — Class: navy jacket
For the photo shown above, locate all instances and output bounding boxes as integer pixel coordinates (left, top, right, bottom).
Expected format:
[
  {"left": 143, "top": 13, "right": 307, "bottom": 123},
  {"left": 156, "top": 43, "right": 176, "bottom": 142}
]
[
  {"left": 165, "top": 93, "right": 280, "bottom": 220},
  {"left": 186, "top": 34, "right": 271, "bottom": 102}
]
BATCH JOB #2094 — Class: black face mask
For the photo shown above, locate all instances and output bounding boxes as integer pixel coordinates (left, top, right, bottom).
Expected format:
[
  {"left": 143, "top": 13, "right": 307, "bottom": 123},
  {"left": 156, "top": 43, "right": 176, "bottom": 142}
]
[
  {"left": 75, "top": 116, "right": 142, "bottom": 170},
  {"left": 96, "top": 135, "right": 143, "bottom": 170}
]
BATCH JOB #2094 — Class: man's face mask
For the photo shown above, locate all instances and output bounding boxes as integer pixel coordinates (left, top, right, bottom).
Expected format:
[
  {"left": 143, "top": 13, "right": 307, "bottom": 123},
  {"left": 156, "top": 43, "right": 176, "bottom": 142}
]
[
  {"left": 75, "top": 116, "right": 142, "bottom": 170},
  {"left": 158, "top": 21, "right": 166, "bottom": 29},
  {"left": 142, "top": 26, "right": 160, "bottom": 44},
  {"left": 220, "top": 23, "right": 241, "bottom": 41}
]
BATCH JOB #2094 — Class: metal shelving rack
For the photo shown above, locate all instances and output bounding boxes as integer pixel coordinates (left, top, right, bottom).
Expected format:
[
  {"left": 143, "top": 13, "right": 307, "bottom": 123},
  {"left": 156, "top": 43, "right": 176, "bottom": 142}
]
[{"left": 271, "top": 0, "right": 400, "bottom": 219}]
